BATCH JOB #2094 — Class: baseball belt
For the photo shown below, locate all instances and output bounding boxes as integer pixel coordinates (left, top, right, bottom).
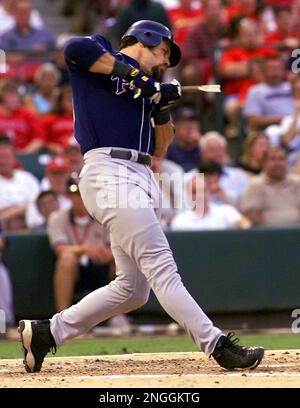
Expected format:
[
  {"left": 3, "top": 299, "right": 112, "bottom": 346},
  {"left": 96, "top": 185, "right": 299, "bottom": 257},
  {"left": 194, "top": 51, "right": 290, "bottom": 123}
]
[{"left": 110, "top": 148, "right": 152, "bottom": 166}]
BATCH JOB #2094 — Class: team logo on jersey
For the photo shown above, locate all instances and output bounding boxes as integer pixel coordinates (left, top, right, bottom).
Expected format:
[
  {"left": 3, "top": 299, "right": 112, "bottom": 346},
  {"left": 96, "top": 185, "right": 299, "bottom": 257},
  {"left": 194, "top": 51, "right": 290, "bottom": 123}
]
[
  {"left": 111, "top": 75, "right": 128, "bottom": 95},
  {"left": 111, "top": 53, "right": 132, "bottom": 95}
]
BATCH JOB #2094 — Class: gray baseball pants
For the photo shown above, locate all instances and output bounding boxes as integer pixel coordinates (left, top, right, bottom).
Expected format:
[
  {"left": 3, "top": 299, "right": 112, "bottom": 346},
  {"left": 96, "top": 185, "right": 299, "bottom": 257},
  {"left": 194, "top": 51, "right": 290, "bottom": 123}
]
[{"left": 50, "top": 148, "right": 222, "bottom": 355}]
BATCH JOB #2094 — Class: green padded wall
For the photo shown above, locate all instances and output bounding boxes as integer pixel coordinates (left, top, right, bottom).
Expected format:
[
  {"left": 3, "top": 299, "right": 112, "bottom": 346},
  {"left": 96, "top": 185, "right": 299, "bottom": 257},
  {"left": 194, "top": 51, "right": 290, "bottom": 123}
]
[{"left": 3, "top": 228, "right": 300, "bottom": 318}]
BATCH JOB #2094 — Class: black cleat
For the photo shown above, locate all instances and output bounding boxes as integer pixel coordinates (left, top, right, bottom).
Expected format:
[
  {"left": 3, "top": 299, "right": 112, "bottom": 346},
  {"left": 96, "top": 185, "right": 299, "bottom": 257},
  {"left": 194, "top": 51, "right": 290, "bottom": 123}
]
[
  {"left": 212, "top": 332, "right": 264, "bottom": 370},
  {"left": 18, "top": 320, "right": 56, "bottom": 373}
]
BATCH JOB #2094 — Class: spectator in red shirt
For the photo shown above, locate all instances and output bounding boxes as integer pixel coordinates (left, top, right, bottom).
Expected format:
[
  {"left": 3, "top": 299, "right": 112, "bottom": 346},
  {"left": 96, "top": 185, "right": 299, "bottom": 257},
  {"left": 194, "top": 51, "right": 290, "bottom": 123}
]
[
  {"left": 264, "top": 5, "right": 299, "bottom": 49},
  {"left": 43, "top": 86, "right": 74, "bottom": 154},
  {"left": 181, "top": 0, "right": 227, "bottom": 86},
  {"left": 0, "top": 80, "right": 45, "bottom": 152},
  {"left": 219, "top": 17, "right": 276, "bottom": 138},
  {"left": 167, "top": 0, "right": 203, "bottom": 47},
  {"left": 225, "top": 0, "right": 259, "bottom": 24}
]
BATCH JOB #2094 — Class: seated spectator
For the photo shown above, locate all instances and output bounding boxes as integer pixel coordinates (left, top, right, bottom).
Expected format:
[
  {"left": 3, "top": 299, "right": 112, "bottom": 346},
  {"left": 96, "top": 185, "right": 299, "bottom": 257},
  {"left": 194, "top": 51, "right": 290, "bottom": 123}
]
[
  {"left": 219, "top": 18, "right": 275, "bottom": 138},
  {"left": 238, "top": 131, "right": 269, "bottom": 175},
  {"left": 0, "top": 136, "right": 40, "bottom": 231},
  {"left": 181, "top": 0, "right": 226, "bottom": 87},
  {"left": 0, "top": 0, "right": 44, "bottom": 35},
  {"left": 43, "top": 86, "right": 74, "bottom": 154},
  {"left": 240, "top": 146, "right": 300, "bottom": 226},
  {"left": 166, "top": 107, "right": 201, "bottom": 172},
  {"left": 24, "top": 63, "right": 61, "bottom": 116},
  {"left": 0, "top": 0, "right": 56, "bottom": 52},
  {"left": 26, "top": 155, "right": 72, "bottom": 228},
  {"left": 235, "top": 57, "right": 265, "bottom": 113},
  {"left": 0, "top": 226, "right": 15, "bottom": 333},
  {"left": 151, "top": 155, "right": 185, "bottom": 229},
  {"left": 41, "top": 156, "right": 72, "bottom": 209},
  {"left": 47, "top": 178, "right": 113, "bottom": 312},
  {"left": 31, "top": 190, "right": 59, "bottom": 232},
  {"left": 264, "top": 5, "right": 299, "bottom": 49},
  {"left": 0, "top": 80, "right": 45, "bottom": 153},
  {"left": 291, "top": 0, "right": 300, "bottom": 30},
  {"left": 198, "top": 160, "right": 236, "bottom": 205},
  {"left": 53, "top": 33, "right": 76, "bottom": 86},
  {"left": 264, "top": 76, "right": 300, "bottom": 169},
  {"left": 171, "top": 172, "right": 250, "bottom": 231},
  {"left": 243, "top": 56, "right": 294, "bottom": 130},
  {"left": 167, "top": 0, "right": 203, "bottom": 47},
  {"left": 197, "top": 131, "right": 249, "bottom": 206},
  {"left": 64, "top": 137, "right": 84, "bottom": 179}
]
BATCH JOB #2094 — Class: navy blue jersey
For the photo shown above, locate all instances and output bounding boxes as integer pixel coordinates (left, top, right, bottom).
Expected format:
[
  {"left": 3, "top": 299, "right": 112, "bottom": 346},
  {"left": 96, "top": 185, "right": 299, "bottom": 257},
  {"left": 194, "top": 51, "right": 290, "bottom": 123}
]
[{"left": 64, "top": 35, "right": 155, "bottom": 155}]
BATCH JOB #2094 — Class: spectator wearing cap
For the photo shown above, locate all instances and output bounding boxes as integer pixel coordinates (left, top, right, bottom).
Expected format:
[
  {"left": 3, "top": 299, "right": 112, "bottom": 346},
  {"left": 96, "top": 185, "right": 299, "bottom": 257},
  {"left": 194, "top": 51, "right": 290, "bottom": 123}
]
[
  {"left": 26, "top": 156, "right": 72, "bottom": 229},
  {"left": 64, "top": 137, "right": 84, "bottom": 179},
  {"left": 166, "top": 107, "right": 201, "bottom": 172},
  {"left": 41, "top": 156, "right": 72, "bottom": 210},
  {"left": 43, "top": 86, "right": 74, "bottom": 154},
  {"left": 47, "top": 178, "right": 113, "bottom": 311},
  {"left": 0, "top": 80, "right": 46, "bottom": 153},
  {"left": 0, "top": 0, "right": 56, "bottom": 52},
  {"left": 0, "top": 136, "right": 40, "bottom": 231}
]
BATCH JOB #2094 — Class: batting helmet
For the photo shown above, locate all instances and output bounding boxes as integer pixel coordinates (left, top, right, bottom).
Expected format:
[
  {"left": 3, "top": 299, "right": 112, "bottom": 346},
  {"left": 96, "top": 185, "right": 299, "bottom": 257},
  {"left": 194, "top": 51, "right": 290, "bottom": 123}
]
[{"left": 121, "top": 20, "right": 181, "bottom": 67}]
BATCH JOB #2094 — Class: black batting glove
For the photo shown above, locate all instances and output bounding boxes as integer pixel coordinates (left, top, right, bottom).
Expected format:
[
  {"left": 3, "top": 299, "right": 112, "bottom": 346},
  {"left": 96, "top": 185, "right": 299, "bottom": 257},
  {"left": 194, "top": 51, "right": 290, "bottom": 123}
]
[
  {"left": 126, "top": 67, "right": 161, "bottom": 99},
  {"left": 159, "top": 79, "right": 182, "bottom": 104},
  {"left": 112, "top": 60, "right": 160, "bottom": 99},
  {"left": 151, "top": 79, "right": 181, "bottom": 125}
]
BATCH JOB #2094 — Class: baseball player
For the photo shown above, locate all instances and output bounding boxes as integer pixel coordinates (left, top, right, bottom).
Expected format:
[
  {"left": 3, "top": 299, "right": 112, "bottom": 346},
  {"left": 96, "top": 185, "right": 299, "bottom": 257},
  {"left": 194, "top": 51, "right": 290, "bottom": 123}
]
[{"left": 18, "top": 20, "right": 264, "bottom": 373}]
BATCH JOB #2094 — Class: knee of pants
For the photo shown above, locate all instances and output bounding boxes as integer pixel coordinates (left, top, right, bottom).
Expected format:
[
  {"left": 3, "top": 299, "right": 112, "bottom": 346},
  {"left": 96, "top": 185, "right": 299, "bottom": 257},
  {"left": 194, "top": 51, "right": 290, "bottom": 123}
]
[
  {"left": 127, "top": 292, "right": 150, "bottom": 310},
  {"left": 115, "top": 284, "right": 150, "bottom": 312}
]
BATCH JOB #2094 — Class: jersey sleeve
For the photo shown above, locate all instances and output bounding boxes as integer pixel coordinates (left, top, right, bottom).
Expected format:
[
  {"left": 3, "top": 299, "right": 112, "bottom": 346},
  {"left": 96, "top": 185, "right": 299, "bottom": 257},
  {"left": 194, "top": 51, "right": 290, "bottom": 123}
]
[{"left": 64, "top": 35, "right": 114, "bottom": 71}]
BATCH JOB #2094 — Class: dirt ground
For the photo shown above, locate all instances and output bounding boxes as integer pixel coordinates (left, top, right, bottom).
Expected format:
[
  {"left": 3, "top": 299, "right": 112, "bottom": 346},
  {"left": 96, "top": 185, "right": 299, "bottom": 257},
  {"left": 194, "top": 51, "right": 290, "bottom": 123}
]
[{"left": 1, "top": 350, "right": 300, "bottom": 388}]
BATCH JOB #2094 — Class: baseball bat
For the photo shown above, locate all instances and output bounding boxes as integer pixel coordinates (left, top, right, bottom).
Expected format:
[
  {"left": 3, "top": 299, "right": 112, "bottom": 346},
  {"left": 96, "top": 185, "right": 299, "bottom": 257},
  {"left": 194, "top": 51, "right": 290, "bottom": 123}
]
[{"left": 182, "top": 85, "right": 221, "bottom": 93}]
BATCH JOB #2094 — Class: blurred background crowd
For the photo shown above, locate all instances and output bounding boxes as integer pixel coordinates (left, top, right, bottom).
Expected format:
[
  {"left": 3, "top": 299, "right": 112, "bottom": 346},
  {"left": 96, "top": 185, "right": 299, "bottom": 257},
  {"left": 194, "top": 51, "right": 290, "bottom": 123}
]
[{"left": 1, "top": 0, "right": 300, "bottom": 330}]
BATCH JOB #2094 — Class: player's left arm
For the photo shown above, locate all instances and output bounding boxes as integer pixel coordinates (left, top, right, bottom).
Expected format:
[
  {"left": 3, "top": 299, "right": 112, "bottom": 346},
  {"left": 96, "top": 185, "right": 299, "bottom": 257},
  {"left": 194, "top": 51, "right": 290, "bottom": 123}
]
[
  {"left": 152, "top": 80, "right": 181, "bottom": 157},
  {"left": 154, "top": 121, "right": 174, "bottom": 158}
]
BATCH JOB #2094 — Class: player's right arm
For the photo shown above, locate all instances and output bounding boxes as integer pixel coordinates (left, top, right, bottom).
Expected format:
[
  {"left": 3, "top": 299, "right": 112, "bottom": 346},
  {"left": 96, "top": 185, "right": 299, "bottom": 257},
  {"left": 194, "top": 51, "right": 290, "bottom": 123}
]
[
  {"left": 64, "top": 36, "right": 115, "bottom": 74},
  {"left": 64, "top": 36, "right": 181, "bottom": 102},
  {"left": 64, "top": 36, "right": 160, "bottom": 98}
]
